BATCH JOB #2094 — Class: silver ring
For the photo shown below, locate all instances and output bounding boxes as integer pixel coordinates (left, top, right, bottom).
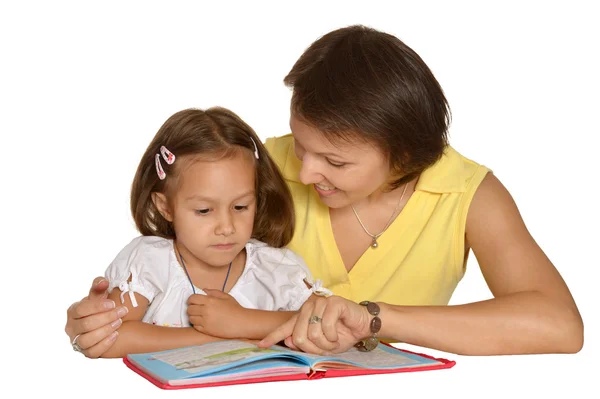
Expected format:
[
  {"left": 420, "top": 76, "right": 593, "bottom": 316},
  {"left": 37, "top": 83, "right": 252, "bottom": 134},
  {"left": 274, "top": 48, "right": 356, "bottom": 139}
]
[
  {"left": 72, "top": 334, "right": 83, "bottom": 353},
  {"left": 308, "top": 315, "right": 322, "bottom": 324}
]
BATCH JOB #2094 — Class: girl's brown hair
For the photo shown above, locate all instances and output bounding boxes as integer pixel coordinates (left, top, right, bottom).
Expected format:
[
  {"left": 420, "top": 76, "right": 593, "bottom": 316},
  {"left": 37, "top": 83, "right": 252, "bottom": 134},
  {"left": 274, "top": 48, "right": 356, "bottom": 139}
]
[
  {"left": 285, "top": 25, "right": 451, "bottom": 189},
  {"left": 130, "top": 107, "right": 295, "bottom": 248}
]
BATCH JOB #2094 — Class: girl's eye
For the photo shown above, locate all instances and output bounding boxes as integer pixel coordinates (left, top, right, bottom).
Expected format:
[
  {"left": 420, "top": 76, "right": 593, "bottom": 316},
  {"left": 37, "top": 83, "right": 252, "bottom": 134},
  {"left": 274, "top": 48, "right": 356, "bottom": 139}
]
[
  {"left": 326, "top": 159, "right": 346, "bottom": 167},
  {"left": 234, "top": 205, "right": 248, "bottom": 211},
  {"left": 195, "top": 209, "right": 210, "bottom": 215}
]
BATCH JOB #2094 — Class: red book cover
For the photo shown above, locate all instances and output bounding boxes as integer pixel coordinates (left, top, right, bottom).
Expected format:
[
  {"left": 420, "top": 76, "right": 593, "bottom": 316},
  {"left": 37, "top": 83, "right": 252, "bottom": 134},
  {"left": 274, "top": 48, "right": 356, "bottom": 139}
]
[{"left": 122, "top": 341, "right": 456, "bottom": 390}]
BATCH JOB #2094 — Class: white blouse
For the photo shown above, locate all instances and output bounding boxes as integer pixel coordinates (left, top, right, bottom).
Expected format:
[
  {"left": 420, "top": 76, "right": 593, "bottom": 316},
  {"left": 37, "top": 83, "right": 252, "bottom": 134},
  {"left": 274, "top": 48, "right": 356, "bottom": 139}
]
[{"left": 104, "top": 236, "right": 331, "bottom": 327}]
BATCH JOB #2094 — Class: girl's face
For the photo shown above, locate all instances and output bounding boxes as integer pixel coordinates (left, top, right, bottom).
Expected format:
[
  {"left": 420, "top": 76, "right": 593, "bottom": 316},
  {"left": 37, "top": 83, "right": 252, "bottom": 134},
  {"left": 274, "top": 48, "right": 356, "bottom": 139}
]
[
  {"left": 156, "top": 151, "right": 257, "bottom": 268},
  {"left": 290, "top": 116, "right": 391, "bottom": 208}
]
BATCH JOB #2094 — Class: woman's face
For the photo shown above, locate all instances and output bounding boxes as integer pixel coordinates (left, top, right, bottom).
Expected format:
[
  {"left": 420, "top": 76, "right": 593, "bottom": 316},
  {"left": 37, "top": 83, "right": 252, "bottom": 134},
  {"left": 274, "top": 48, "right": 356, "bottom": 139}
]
[{"left": 290, "top": 115, "right": 391, "bottom": 209}]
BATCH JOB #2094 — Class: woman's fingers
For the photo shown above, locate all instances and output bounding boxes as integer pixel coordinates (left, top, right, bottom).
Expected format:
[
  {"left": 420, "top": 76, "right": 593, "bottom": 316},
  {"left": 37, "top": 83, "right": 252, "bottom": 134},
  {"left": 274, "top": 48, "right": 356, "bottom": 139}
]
[
  {"left": 284, "top": 301, "right": 331, "bottom": 355},
  {"left": 65, "top": 278, "right": 124, "bottom": 358},
  {"left": 258, "top": 314, "right": 298, "bottom": 348},
  {"left": 88, "top": 277, "right": 110, "bottom": 299},
  {"left": 305, "top": 298, "right": 339, "bottom": 352},
  {"left": 67, "top": 296, "right": 116, "bottom": 320},
  {"left": 79, "top": 330, "right": 119, "bottom": 359},
  {"left": 75, "top": 313, "right": 121, "bottom": 349},
  {"left": 284, "top": 336, "right": 298, "bottom": 350},
  {"left": 67, "top": 301, "right": 127, "bottom": 343},
  {"left": 320, "top": 297, "right": 347, "bottom": 342}
]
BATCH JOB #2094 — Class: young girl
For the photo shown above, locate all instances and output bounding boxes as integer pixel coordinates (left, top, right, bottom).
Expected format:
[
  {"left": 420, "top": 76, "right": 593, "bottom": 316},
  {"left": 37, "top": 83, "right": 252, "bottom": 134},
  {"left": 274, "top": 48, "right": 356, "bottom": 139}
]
[{"left": 99, "top": 107, "right": 331, "bottom": 358}]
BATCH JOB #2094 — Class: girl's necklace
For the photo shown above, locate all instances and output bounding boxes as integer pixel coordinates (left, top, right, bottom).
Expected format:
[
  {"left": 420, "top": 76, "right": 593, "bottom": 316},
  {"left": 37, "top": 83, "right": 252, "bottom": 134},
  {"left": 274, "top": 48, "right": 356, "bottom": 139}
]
[{"left": 177, "top": 249, "right": 232, "bottom": 293}]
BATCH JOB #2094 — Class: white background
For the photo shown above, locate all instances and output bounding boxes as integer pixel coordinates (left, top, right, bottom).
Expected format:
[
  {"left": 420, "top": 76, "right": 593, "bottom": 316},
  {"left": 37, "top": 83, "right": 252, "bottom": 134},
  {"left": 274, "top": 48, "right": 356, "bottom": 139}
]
[{"left": 1, "top": 1, "right": 598, "bottom": 398}]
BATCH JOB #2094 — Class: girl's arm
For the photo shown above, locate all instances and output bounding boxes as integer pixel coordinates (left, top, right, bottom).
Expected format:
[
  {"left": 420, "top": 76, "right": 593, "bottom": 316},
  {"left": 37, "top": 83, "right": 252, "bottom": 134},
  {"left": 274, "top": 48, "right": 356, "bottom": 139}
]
[
  {"left": 187, "top": 291, "right": 322, "bottom": 340},
  {"left": 101, "top": 288, "right": 223, "bottom": 358},
  {"left": 239, "top": 296, "right": 324, "bottom": 340},
  {"left": 259, "top": 173, "right": 584, "bottom": 355}
]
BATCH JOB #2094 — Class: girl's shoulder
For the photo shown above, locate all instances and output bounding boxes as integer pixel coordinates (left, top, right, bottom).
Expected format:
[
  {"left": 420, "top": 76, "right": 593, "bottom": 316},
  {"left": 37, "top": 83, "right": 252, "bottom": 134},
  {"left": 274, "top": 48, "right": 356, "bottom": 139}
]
[
  {"left": 105, "top": 235, "right": 175, "bottom": 295},
  {"left": 244, "top": 239, "right": 308, "bottom": 271},
  {"left": 116, "top": 235, "right": 173, "bottom": 256},
  {"left": 238, "top": 239, "right": 332, "bottom": 301},
  {"left": 108, "top": 235, "right": 174, "bottom": 270}
]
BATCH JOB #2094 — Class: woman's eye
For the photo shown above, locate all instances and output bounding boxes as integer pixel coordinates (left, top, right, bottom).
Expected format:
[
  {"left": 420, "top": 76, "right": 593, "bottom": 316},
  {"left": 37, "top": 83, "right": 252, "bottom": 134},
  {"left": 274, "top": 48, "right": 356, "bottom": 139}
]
[
  {"left": 195, "top": 209, "right": 210, "bottom": 215},
  {"left": 234, "top": 205, "right": 248, "bottom": 211},
  {"left": 326, "top": 159, "right": 346, "bottom": 167}
]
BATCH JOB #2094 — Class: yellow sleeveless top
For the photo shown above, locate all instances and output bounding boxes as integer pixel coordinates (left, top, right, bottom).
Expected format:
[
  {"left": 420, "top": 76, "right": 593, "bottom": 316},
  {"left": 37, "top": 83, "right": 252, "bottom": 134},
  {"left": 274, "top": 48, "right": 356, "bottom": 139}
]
[{"left": 265, "top": 134, "right": 490, "bottom": 306}]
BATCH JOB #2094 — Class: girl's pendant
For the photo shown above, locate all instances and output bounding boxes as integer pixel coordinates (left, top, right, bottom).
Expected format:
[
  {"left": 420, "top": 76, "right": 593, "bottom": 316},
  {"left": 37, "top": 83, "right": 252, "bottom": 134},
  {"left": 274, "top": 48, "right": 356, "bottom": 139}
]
[{"left": 371, "top": 238, "right": 378, "bottom": 248}]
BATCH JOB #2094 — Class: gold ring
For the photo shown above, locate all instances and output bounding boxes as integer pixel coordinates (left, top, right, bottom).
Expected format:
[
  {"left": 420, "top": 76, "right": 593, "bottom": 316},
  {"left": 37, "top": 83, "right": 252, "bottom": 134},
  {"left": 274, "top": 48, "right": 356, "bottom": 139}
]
[{"left": 308, "top": 315, "right": 322, "bottom": 324}]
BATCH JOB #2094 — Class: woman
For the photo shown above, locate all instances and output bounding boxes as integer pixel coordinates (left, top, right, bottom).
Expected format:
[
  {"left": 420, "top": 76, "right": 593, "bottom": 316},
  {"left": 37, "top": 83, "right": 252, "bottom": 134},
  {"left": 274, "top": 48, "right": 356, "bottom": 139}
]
[{"left": 65, "top": 25, "right": 583, "bottom": 358}]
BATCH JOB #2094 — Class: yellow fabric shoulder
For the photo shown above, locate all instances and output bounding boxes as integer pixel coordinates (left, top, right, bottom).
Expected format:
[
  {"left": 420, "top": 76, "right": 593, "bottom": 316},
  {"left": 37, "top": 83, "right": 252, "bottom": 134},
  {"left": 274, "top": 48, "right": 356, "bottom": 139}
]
[{"left": 264, "top": 134, "right": 490, "bottom": 306}]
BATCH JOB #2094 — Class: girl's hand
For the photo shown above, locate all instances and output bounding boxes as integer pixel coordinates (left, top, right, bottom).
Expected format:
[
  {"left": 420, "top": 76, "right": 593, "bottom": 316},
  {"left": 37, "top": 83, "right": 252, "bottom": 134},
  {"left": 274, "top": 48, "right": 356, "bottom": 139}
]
[
  {"left": 65, "top": 277, "right": 128, "bottom": 358},
  {"left": 258, "top": 296, "right": 372, "bottom": 355},
  {"left": 187, "top": 290, "right": 246, "bottom": 338}
]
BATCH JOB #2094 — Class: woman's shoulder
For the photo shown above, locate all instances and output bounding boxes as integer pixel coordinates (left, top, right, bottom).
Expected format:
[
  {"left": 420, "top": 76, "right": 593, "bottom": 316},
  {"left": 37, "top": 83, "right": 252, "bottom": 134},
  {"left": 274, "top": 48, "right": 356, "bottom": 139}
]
[
  {"left": 264, "top": 134, "right": 302, "bottom": 183},
  {"left": 264, "top": 134, "right": 294, "bottom": 158},
  {"left": 416, "top": 145, "right": 491, "bottom": 194}
]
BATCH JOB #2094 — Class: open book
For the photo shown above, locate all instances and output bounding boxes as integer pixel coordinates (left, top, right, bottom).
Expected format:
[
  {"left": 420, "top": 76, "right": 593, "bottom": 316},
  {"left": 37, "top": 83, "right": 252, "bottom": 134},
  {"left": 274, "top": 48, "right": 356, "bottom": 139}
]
[{"left": 124, "top": 340, "right": 455, "bottom": 389}]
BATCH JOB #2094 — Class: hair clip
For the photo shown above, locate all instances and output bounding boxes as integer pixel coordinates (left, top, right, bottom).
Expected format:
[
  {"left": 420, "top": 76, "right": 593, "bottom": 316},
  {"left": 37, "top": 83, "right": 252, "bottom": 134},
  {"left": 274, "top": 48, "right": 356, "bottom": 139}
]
[
  {"left": 155, "top": 145, "right": 175, "bottom": 180},
  {"left": 160, "top": 145, "right": 176, "bottom": 164},
  {"left": 155, "top": 154, "right": 166, "bottom": 180},
  {"left": 250, "top": 138, "right": 259, "bottom": 159}
]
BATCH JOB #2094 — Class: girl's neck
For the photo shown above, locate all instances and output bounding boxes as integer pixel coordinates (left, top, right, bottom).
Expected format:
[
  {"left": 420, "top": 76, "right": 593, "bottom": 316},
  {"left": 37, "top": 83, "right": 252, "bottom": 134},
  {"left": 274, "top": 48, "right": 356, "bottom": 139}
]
[
  {"left": 173, "top": 240, "right": 239, "bottom": 271},
  {"left": 173, "top": 240, "right": 246, "bottom": 292}
]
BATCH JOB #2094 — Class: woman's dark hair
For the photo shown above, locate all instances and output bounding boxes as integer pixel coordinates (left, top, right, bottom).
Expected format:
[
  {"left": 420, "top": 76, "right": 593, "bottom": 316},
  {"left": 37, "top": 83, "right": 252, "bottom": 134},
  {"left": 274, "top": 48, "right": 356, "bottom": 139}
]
[{"left": 285, "top": 24, "right": 450, "bottom": 188}]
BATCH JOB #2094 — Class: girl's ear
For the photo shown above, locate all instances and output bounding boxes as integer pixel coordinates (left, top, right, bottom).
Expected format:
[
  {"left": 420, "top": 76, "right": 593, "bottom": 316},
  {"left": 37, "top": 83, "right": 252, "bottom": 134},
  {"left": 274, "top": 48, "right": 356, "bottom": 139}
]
[{"left": 151, "top": 192, "right": 174, "bottom": 222}]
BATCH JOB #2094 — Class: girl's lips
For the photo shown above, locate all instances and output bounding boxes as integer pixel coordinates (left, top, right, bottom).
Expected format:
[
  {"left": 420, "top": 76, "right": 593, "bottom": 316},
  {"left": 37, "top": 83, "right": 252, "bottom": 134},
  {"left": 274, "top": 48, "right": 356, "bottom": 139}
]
[
  {"left": 212, "top": 244, "right": 235, "bottom": 250},
  {"left": 314, "top": 184, "right": 338, "bottom": 197}
]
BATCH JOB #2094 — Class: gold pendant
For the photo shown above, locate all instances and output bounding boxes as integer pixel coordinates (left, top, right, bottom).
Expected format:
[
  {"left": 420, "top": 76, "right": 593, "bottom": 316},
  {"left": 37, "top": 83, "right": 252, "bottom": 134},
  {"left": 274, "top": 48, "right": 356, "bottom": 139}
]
[{"left": 371, "top": 238, "right": 378, "bottom": 248}]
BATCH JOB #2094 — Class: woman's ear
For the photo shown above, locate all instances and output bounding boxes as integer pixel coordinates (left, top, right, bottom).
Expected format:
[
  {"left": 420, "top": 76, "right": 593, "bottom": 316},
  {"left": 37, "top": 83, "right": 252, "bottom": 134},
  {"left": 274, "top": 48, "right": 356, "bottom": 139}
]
[{"left": 151, "top": 192, "right": 173, "bottom": 222}]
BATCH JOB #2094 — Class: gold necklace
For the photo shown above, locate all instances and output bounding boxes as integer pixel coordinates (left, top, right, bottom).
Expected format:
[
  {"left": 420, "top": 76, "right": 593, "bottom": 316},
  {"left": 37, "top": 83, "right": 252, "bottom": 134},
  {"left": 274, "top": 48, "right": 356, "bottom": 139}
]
[{"left": 350, "top": 183, "right": 408, "bottom": 249}]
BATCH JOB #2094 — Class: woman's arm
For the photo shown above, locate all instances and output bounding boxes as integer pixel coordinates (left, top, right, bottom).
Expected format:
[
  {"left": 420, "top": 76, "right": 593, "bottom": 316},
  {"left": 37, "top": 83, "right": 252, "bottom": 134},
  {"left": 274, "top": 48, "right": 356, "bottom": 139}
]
[
  {"left": 259, "top": 174, "right": 584, "bottom": 355},
  {"left": 384, "top": 172, "right": 583, "bottom": 355},
  {"left": 100, "top": 287, "right": 222, "bottom": 358}
]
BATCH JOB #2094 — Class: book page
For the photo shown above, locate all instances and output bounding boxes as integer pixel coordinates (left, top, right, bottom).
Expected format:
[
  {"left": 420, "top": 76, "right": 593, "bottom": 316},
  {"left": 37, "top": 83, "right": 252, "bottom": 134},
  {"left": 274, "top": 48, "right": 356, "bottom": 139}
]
[
  {"left": 127, "top": 341, "right": 312, "bottom": 384},
  {"left": 150, "top": 341, "right": 285, "bottom": 375},
  {"left": 169, "top": 360, "right": 311, "bottom": 386},
  {"left": 313, "top": 344, "right": 443, "bottom": 370}
]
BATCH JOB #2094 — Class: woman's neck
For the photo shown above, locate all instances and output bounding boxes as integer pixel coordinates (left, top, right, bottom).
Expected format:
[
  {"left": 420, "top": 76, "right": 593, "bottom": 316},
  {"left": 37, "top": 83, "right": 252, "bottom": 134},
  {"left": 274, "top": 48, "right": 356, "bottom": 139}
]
[{"left": 358, "top": 175, "right": 419, "bottom": 209}]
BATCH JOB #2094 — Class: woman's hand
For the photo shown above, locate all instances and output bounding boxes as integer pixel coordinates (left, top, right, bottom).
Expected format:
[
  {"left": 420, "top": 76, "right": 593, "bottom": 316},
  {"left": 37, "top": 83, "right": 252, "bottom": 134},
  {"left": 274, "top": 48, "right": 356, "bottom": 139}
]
[
  {"left": 258, "top": 296, "right": 372, "bottom": 355},
  {"left": 65, "top": 277, "right": 128, "bottom": 358}
]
